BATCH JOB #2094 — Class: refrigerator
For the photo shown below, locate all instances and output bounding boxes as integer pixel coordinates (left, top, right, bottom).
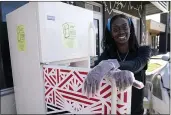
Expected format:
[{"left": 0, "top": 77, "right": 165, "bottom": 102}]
[{"left": 6, "top": 2, "right": 132, "bottom": 114}]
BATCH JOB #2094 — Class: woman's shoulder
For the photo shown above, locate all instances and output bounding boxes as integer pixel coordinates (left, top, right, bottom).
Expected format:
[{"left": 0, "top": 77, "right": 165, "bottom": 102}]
[
  {"left": 138, "top": 45, "right": 151, "bottom": 53},
  {"left": 138, "top": 45, "right": 151, "bottom": 49}
]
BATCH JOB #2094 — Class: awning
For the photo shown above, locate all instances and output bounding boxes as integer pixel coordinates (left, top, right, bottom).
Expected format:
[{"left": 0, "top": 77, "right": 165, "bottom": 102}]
[{"left": 145, "top": 1, "right": 169, "bottom": 15}]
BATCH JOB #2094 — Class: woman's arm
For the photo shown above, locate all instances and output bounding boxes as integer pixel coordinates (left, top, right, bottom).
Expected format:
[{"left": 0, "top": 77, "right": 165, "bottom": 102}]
[{"left": 119, "top": 46, "right": 152, "bottom": 74}]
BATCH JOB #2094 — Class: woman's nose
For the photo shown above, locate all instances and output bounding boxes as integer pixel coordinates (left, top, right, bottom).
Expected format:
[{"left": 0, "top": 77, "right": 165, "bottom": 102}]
[
  {"left": 119, "top": 30, "right": 125, "bottom": 35},
  {"left": 118, "top": 27, "right": 125, "bottom": 33}
]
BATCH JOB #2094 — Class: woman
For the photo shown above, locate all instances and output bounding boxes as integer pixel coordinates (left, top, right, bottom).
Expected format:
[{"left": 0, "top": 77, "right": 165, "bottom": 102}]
[{"left": 84, "top": 14, "right": 151, "bottom": 115}]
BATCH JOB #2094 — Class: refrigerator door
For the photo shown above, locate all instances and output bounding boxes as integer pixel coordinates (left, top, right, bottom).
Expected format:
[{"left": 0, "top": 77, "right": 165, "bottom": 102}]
[{"left": 37, "top": 2, "right": 96, "bottom": 63}]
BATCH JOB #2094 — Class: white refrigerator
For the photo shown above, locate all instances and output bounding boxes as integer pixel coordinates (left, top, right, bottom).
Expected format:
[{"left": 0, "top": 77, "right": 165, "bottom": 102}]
[{"left": 6, "top": 2, "right": 132, "bottom": 114}]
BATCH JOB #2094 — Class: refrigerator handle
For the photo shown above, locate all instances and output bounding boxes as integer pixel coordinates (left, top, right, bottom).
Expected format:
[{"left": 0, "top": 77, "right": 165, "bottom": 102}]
[{"left": 88, "top": 22, "right": 96, "bottom": 57}]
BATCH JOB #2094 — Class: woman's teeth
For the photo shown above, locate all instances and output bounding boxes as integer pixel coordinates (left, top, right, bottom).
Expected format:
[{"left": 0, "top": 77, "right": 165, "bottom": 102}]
[{"left": 119, "top": 36, "right": 125, "bottom": 40}]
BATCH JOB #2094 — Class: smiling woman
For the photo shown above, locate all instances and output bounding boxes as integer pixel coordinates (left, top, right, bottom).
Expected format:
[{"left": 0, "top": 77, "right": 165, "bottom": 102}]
[{"left": 93, "top": 14, "right": 151, "bottom": 115}]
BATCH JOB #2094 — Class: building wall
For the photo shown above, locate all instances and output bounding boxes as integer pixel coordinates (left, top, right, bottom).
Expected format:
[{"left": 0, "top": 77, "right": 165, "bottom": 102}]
[{"left": 146, "top": 13, "right": 160, "bottom": 22}]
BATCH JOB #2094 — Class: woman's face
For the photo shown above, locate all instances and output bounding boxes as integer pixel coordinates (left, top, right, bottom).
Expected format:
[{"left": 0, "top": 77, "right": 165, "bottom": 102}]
[{"left": 111, "top": 18, "right": 130, "bottom": 44}]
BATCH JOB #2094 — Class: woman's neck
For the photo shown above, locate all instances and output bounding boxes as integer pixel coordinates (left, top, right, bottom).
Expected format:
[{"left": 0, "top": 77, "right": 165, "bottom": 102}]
[{"left": 116, "top": 42, "right": 129, "bottom": 53}]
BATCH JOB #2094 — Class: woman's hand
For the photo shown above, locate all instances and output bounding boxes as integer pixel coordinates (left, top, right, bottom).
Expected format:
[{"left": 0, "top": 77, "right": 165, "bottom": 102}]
[
  {"left": 107, "top": 70, "right": 134, "bottom": 91},
  {"left": 83, "top": 59, "right": 120, "bottom": 97}
]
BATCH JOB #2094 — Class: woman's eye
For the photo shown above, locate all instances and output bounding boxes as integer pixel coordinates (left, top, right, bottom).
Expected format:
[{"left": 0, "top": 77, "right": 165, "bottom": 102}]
[
  {"left": 112, "top": 28, "right": 118, "bottom": 32},
  {"left": 122, "top": 25, "right": 128, "bottom": 30}
]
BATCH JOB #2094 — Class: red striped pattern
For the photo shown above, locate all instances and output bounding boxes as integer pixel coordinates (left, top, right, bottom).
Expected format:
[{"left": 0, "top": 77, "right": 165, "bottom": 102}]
[
  {"left": 57, "top": 89, "right": 99, "bottom": 102},
  {"left": 43, "top": 67, "right": 130, "bottom": 115},
  {"left": 58, "top": 74, "right": 73, "bottom": 88}
]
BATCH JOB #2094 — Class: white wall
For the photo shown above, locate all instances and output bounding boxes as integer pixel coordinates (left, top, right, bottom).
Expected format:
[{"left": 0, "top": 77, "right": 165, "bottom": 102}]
[{"left": 146, "top": 13, "right": 161, "bottom": 22}]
